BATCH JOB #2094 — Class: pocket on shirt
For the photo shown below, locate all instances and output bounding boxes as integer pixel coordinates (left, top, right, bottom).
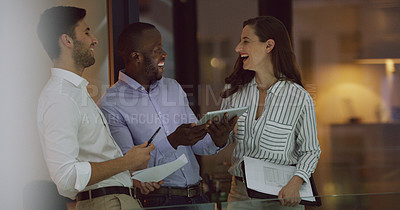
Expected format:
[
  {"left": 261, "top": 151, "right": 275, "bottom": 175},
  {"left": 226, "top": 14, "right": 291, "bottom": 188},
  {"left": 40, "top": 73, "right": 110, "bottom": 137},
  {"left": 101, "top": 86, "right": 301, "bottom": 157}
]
[
  {"left": 259, "top": 120, "right": 292, "bottom": 153},
  {"left": 234, "top": 111, "right": 248, "bottom": 141}
]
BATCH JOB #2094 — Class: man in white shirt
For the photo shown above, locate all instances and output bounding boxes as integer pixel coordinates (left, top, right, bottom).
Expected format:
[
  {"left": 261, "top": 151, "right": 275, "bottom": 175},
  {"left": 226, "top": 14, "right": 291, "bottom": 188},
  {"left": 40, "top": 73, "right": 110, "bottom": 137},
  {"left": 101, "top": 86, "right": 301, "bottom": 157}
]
[{"left": 36, "top": 6, "right": 158, "bottom": 209}]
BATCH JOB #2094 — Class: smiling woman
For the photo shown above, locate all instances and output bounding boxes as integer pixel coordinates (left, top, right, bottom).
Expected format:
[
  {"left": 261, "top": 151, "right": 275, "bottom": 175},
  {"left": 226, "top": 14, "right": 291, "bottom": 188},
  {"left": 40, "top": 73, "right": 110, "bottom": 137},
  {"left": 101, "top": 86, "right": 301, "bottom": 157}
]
[
  {"left": 220, "top": 16, "right": 321, "bottom": 210},
  {"left": 222, "top": 16, "right": 303, "bottom": 99}
]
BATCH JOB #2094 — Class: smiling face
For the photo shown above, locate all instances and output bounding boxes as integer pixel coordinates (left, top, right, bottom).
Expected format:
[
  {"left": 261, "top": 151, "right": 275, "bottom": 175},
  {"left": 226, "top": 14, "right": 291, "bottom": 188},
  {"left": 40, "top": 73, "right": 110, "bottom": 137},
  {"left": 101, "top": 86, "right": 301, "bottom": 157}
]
[
  {"left": 71, "top": 20, "right": 98, "bottom": 68},
  {"left": 235, "top": 25, "right": 270, "bottom": 72},
  {"left": 140, "top": 29, "right": 167, "bottom": 83}
]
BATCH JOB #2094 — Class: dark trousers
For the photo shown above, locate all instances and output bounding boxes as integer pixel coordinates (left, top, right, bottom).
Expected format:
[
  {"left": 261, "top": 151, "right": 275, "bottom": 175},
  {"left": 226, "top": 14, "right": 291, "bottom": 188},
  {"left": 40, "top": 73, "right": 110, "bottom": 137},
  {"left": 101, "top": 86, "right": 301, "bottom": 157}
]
[{"left": 139, "top": 193, "right": 210, "bottom": 210}]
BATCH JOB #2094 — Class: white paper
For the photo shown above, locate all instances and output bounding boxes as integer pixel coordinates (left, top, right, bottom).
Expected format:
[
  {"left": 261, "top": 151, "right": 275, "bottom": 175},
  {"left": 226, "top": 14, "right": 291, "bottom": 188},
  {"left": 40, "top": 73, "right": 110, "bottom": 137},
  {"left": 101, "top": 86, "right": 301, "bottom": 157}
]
[
  {"left": 131, "top": 154, "right": 188, "bottom": 182},
  {"left": 243, "top": 156, "right": 315, "bottom": 202}
]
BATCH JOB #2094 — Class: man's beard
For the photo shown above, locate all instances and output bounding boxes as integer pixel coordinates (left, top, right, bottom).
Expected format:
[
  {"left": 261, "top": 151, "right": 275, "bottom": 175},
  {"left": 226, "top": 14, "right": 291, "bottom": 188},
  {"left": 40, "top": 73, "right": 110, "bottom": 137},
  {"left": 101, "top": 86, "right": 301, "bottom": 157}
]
[
  {"left": 143, "top": 55, "right": 162, "bottom": 84},
  {"left": 72, "top": 39, "right": 95, "bottom": 68}
]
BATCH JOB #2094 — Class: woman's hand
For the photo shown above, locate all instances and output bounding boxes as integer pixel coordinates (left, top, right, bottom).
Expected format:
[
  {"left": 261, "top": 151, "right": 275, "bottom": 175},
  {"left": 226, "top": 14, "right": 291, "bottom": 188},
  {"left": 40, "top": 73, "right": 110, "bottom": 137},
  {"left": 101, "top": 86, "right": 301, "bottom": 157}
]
[{"left": 278, "top": 175, "right": 303, "bottom": 207}]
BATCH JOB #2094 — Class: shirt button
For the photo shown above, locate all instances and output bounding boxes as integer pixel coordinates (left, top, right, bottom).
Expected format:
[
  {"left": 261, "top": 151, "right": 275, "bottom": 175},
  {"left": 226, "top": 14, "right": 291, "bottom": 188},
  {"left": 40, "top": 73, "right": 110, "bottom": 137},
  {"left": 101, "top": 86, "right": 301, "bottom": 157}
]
[
  {"left": 166, "top": 131, "right": 169, "bottom": 134},
  {"left": 158, "top": 112, "right": 161, "bottom": 115},
  {"left": 182, "top": 168, "right": 185, "bottom": 171}
]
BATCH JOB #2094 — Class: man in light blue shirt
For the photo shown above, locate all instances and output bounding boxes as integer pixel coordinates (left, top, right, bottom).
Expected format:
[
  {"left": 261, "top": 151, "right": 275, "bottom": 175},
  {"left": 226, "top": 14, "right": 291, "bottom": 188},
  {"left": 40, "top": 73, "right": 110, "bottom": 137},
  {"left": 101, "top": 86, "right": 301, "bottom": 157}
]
[{"left": 98, "top": 22, "right": 237, "bottom": 208}]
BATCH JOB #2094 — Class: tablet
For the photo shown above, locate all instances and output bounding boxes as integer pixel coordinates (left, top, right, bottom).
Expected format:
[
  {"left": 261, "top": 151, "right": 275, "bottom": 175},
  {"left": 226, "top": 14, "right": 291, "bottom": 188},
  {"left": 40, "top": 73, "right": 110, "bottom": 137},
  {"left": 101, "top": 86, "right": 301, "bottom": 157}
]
[{"left": 197, "top": 107, "right": 248, "bottom": 125}]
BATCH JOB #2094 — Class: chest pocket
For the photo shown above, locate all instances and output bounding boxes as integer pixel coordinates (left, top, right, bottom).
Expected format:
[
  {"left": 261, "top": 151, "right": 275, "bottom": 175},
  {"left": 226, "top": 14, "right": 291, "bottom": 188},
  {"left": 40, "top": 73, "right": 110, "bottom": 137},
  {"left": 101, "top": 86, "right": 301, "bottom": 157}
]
[
  {"left": 259, "top": 120, "right": 292, "bottom": 153},
  {"left": 234, "top": 111, "right": 248, "bottom": 141}
]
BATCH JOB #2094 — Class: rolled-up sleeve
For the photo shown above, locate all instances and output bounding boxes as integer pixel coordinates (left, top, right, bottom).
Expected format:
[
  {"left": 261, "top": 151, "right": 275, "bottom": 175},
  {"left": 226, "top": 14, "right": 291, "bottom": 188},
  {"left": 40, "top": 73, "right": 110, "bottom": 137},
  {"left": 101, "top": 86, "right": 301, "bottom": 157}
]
[
  {"left": 40, "top": 95, "right": 91, "bottom": 199},
  {"left": 294, "top": 97, "right": 321, "bottom": 183}
]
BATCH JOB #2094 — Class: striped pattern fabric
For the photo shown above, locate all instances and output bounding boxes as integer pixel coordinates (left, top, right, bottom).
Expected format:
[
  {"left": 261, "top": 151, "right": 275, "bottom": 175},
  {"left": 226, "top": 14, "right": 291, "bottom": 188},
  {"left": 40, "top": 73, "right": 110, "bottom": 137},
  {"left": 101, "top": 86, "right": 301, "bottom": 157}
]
[{"left": 221, "top": 78, "right": 321, "bottom": 182}]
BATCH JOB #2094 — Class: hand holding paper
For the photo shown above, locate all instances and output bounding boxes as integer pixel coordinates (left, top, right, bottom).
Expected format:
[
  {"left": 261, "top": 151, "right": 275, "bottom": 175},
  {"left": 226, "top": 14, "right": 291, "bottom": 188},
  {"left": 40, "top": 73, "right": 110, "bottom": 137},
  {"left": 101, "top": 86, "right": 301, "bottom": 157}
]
[
  {"left": 243, "top": 156, "right": 316, "bottom": 203},
  {"left": 124, "top": 141, "right": 154, "bottom": 171},
  {"left": 131, "top": 154, "right": 188, "bottom": 182},
  {"left": 133, "top": 179, "right": 163, "bottom": 195}
]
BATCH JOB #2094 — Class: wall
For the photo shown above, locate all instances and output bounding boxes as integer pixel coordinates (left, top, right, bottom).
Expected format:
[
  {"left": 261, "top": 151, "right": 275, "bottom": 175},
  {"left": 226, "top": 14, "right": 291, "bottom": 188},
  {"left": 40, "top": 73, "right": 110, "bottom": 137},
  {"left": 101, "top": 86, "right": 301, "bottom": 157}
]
[
  {"left": 0, "top": 0, "right": 108, "bottom": 209},
  {"left": 293, "top": 1, "right": 385, "bottom": 164}
]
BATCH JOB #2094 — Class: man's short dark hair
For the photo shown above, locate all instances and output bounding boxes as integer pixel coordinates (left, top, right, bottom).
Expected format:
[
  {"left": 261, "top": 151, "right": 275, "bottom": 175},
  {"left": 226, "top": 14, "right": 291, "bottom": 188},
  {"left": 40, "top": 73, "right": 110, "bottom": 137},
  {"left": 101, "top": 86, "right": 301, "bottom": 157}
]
[
  {"left": 117, "top": 22, "right": 156, "bottom": 63},
  {"left": 37, "top": 6, "right": 86, "bottom": 60}
]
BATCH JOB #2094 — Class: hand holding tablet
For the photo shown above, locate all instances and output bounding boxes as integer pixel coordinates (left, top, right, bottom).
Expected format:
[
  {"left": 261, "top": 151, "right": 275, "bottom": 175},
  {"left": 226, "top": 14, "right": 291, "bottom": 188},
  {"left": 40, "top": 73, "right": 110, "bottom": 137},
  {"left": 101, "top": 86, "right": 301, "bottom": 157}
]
[{"left": 197, "top": 107, "right": 248, "bottom": 125}]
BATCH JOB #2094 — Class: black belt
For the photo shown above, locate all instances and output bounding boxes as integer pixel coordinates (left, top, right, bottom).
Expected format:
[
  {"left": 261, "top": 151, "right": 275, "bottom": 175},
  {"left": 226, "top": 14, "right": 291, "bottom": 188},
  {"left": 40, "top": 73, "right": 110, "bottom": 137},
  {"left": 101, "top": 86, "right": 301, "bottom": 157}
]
[
  {"left": 76, "top": 186, "right": 133, "bottom": 201},
  {"left": 139, "top": 184, "right": 201, "bottom": 198}
]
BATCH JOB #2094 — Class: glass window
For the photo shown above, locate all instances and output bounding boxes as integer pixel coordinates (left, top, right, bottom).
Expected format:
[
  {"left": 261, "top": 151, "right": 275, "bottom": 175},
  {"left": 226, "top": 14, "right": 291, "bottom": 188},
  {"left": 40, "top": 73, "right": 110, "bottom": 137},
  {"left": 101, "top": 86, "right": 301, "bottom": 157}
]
[
  {"left": 293, "top": 0, "right": 400, "bottom": 208},
  {"left": 140, "top": 0, "right": 175, "bottom": 79}
]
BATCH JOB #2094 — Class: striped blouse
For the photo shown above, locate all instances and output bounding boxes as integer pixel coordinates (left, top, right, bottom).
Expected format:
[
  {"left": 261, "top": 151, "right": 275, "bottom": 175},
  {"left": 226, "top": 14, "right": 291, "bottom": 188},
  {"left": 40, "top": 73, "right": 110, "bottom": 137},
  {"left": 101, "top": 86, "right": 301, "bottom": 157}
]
[{"left": 221, "top": 77, "right": 321, "bottom": 183}]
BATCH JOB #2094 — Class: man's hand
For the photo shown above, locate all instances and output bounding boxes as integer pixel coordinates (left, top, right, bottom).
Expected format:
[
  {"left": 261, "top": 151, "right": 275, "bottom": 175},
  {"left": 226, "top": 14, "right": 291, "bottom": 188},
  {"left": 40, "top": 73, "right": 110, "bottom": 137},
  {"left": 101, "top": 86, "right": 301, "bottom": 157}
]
[
  {"left": 132, "top": 179, "right": 164, "bottom": 195},
  {"left": 88, "top": 142, "right": 154, "bottom": 186},
  {"left": 167, "top": 123, "right": 209, "bottom": 149},
  {"left": 206, "top": 113, "right": 238, "bottom": 147},
  {"left": 278, "top": 175, "right": 303, "bottom": 207},
  {"left": 123, "top": 142, "right": 154, "bottom": 171}
]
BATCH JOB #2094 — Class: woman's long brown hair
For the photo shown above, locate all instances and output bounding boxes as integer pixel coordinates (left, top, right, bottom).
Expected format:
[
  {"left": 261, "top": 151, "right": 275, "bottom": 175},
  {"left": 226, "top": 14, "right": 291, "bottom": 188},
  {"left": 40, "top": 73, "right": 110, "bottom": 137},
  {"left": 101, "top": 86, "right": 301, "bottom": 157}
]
[{"left": 221, "top": 16, "right": 303, "bottom": 98}]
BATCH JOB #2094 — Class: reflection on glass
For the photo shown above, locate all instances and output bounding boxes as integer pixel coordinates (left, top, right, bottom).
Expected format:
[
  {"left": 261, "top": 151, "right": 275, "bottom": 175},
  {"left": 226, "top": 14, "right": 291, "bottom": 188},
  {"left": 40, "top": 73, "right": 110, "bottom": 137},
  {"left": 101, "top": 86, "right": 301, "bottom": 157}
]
[{"left": 129, "top": 192, "right": 400, "bottom": 209}]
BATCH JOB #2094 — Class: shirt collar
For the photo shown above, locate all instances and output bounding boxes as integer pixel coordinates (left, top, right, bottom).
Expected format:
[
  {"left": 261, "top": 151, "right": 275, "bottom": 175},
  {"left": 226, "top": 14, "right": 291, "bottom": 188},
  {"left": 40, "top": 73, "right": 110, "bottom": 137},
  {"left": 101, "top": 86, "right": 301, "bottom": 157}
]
[
  {"left": 118, "top": 69, "right": 161, "bottom": 91},
  {"left": 249, "top": 77, "right": 285, "bottom": 96},
  {"left": 51, "top": 68, "right": 88, "bottom": 87}
]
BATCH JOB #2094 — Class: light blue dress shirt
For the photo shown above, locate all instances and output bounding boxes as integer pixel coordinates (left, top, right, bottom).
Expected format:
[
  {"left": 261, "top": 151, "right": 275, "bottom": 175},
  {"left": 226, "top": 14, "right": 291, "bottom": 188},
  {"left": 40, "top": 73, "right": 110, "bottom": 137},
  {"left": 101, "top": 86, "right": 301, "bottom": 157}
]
[{"left": 98, "top": 70, "right": 220, "bottom": 187}]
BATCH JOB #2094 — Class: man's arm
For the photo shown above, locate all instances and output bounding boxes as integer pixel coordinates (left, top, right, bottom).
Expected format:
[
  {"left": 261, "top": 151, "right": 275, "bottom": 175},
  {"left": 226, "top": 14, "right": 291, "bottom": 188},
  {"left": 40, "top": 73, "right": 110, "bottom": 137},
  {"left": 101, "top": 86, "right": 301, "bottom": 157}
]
[
  {"left": 39, "top": 96, "right": 152, "bottom": 198},
  {"left": 88, "top": 142, "right": 154, "bottom": 186},
  {"left": 98, "top": 98, "right": 162, "bottom": 192},
  {"left": 167, "top": 82, "right": 219, "bottom": 152},
  {"left": 99, "top": 105, "right": 135, "bottom": 155}
]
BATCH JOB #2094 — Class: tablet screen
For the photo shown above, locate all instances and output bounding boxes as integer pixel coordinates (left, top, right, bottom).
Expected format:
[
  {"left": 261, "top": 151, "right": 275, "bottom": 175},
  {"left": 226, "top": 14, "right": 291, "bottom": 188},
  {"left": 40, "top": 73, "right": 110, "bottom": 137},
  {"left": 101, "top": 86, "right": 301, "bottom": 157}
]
[{"left": 197, "top": 107, "right": 248, "bottom": 125}]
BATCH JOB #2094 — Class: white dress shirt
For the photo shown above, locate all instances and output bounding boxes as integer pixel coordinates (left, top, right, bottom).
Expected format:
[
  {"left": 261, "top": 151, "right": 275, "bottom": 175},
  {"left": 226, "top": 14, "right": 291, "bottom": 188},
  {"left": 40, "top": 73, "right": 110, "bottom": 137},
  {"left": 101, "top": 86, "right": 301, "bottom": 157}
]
[
  {"left": 221, "top": 78, "right": 321, "bottom": 183},
  {"left": 37, "top": 68, "right": 132, "bottom": 199}
]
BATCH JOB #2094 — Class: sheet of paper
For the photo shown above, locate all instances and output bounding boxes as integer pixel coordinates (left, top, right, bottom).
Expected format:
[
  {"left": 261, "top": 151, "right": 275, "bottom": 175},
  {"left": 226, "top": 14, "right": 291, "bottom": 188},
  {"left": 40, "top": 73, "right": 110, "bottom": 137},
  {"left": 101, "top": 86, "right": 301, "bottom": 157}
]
[
  {"left": 132, "top": 154, "right": 188, "bottom": 182},
  {"left": 244, "top": 156, "right": 315, "bottom": 202}
]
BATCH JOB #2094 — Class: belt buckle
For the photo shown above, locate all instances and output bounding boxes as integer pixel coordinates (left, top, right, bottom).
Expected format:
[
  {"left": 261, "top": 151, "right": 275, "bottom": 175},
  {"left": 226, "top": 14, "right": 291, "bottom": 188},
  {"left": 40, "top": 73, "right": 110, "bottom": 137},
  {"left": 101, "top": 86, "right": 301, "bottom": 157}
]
[
  {"left": 187, "top": 187, "right": 196, "bottom": 198},
  {"left": 89, "top": 189, "right": 92, "bottom": 201}
]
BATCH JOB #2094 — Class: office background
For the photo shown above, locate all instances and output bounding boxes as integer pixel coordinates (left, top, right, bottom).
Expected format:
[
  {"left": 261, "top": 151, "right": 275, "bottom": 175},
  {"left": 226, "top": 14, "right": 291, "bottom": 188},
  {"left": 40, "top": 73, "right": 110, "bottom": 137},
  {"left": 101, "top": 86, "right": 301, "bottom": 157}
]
[{"left": 1, "top": 0, "right": 400, "bottom": 209}]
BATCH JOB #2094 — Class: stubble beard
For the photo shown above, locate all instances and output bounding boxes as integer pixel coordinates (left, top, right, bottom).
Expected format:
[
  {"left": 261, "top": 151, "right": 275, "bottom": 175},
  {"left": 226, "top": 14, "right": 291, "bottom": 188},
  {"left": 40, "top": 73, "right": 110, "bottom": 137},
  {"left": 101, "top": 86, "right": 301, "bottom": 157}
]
[
  {"left": 143, "top": 55, "right": 161, "bottom": 84},
  {"left": 72, "top": 39, "right": 95, "bottom": 69}
]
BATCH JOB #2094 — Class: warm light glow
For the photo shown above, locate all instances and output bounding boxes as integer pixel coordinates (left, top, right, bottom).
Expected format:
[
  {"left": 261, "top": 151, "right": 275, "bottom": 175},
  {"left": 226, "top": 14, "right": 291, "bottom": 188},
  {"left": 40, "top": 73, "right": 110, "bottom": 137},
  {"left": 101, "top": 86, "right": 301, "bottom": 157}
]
[
  {"left": 356, "top": 58, "right": 400, "bottom": 65},
  {"left": 386, "top": 59, "right": 395, "bottom": 73},
  {"left": 210, "top": 57, "right": 226, "bottom": 69}
]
